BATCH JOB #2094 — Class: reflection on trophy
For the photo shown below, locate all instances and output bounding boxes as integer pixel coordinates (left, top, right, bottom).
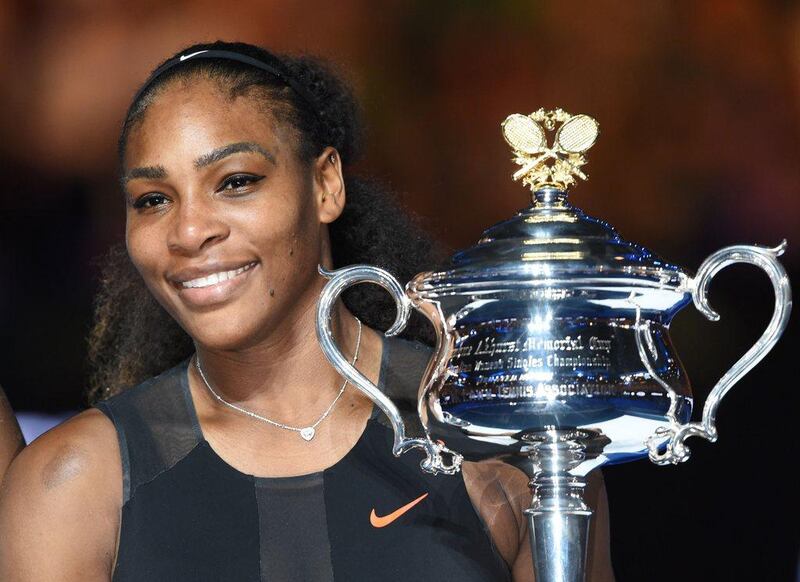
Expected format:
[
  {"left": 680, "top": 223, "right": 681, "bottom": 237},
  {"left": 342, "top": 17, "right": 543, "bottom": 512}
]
[{"left": 317, "top": 108, "right": 792, "bottom": 581}]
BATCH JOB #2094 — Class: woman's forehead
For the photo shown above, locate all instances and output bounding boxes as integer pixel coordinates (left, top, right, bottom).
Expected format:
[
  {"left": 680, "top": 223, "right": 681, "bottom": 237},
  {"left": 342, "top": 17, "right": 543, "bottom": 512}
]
[{"left": 125, "top": 78, "right": 295, "bottom": 166}]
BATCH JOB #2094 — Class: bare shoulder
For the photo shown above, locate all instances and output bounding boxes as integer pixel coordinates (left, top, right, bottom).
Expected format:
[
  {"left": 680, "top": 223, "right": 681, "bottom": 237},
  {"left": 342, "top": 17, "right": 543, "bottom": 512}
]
[
  {"left": 5, "top": 408, "right": 120, "bottom": 494},
  {"left": 0, "top": 408, "right": 121, "bottom": 581}
]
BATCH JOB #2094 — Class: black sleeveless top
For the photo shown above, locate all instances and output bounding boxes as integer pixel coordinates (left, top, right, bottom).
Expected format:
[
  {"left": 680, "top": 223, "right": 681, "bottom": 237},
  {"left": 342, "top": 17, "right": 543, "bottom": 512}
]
[{"left": 96, "top": 337, "right": 511, "bottom": 581}]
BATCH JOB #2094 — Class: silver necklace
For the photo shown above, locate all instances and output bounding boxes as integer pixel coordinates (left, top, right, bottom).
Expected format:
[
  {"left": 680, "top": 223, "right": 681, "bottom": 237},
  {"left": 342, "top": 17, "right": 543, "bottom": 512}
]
[{"left": 195, "top": 317, "right": 362, "bottom": 442}]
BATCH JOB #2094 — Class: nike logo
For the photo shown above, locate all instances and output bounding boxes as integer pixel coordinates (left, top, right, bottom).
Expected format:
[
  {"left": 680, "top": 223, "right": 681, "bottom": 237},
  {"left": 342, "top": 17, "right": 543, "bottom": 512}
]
[
  {"left": 369, "top": 493, "right": 428, "bottom": 528},
  {"left": 180, "top": 50, "right": 209, "bottom": 62}
]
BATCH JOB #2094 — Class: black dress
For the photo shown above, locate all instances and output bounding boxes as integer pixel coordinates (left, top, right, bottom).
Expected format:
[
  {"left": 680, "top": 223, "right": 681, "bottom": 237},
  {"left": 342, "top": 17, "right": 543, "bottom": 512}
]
[{"left": 96, "top": 336, "right": 511, "bottom": 581}]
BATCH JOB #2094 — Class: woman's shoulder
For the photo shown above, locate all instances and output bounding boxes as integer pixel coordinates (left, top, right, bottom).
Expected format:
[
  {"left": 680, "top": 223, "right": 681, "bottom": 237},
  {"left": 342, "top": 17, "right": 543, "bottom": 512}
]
[
  {"left": 1, "top": 408, "right": 121, "bottom": 506},
  {"left": 0, "top": 360, "right": 191, "bottom": 525},
  {"left": 0, "top": 409, "right": 121, "bottom": 579}
]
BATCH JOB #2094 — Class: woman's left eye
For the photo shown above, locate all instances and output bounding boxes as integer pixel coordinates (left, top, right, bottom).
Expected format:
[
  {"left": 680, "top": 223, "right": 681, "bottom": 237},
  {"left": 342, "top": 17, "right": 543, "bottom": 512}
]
[{"left": 218, "top": 174, "right": 264, "bottom": 193}]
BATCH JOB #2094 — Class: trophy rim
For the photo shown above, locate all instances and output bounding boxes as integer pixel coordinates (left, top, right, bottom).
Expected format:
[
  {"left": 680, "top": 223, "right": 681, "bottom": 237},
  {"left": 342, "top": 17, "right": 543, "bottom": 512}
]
[{"left": 407, "top": 268, "right": 691, "bottom": 299}]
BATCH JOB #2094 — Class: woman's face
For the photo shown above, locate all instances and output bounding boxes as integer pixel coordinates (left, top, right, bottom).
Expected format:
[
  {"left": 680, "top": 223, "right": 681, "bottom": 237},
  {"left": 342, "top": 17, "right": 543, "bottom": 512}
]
[{"left": 123, "top": 77, "right": 343, "bottom": 351}]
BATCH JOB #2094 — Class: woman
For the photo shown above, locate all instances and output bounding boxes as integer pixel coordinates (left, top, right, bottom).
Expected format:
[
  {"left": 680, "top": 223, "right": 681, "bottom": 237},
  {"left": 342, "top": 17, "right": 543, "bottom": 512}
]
[
  {"left": 0, "top": 41, "right": 613, "bottom": 580},
  {"left": 0, "top": 386, "right": 23, "bottom": 482}
]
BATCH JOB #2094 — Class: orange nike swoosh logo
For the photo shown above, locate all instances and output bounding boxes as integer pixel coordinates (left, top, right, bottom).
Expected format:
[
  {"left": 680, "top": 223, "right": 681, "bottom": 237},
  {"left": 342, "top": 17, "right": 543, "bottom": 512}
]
[{"left": 369, "top": 493, "right": 429, "bottom": 528}]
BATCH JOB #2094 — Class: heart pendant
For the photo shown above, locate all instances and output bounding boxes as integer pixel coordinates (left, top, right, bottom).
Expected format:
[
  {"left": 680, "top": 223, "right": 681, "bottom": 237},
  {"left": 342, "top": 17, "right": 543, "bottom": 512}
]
[{"left": 300, "top": 427, "right": 316, "bottom": 441}]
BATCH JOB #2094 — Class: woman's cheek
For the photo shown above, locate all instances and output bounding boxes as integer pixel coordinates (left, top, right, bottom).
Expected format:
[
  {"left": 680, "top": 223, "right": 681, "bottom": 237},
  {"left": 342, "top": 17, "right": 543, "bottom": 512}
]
[
  {"left": 259, "top": 239, "right": 312, "bottom": 297},
  {"left": 125, "top": 230, "right": 174, "bottom": 310},
  {"left": 126, "top": 232, "right": 157, "bottom": 281}
]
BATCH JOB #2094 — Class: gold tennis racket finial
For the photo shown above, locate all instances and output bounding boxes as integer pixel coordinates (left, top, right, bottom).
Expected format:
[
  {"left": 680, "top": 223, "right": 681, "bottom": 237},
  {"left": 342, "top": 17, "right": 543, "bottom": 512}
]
[{"left": 501, "top": 108, "right": 599, "bottom": 195}]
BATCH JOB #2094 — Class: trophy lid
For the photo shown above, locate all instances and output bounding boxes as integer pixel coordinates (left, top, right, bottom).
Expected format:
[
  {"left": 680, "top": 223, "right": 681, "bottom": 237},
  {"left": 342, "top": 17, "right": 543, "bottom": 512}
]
[{"left": 412, "top": 109, "right": 689, "bottom": 298}]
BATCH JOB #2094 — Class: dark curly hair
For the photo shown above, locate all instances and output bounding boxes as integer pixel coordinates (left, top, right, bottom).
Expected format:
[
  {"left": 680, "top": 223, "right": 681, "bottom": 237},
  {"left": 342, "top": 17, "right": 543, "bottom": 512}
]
[{"left": 87, "top": 41, "right": 442, "bottom": 403}]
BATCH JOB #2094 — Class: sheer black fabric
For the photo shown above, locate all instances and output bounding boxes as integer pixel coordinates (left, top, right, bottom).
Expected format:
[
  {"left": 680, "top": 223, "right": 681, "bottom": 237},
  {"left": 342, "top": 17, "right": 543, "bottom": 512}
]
[
  {"left": 256, "top": 473, "right": 333, "bottom": 581},
  {"left": 96, "top": 337, "right": 510, "bottom": 582}
]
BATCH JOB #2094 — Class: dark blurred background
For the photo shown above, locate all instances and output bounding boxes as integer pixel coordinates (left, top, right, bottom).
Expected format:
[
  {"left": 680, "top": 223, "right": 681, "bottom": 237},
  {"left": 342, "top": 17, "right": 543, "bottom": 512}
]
[{"left": 0, "top": 1, "right": 797, "bottom": 580}]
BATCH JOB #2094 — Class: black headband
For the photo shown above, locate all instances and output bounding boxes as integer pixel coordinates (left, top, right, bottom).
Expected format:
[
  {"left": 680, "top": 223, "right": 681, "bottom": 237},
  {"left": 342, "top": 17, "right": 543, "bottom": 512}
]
[{"left": 130, "top": 49, "right": 322, "bottom": 121}]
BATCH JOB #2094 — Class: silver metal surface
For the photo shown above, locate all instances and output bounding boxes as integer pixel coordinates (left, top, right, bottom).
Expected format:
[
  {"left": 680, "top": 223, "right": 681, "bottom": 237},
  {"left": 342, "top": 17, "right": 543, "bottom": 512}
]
[
  {"left": 406, "top": 186, "right": 695, "bottom": 474},
  {"left": 315, "top": 265, "right": 462, "bottom": 475},
  {"left": 646, "top": 240, "right": 792, "bottom": 465},
  {"left": 519, "top": 431, "right": 593, "bottom": 582},
  {"left": 316, "top": 111, "right": 792, "bottom": 582}
]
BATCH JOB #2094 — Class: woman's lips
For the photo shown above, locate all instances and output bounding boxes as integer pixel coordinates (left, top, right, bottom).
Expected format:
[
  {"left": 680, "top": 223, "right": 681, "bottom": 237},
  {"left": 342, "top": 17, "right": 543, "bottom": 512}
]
[{"left": 173, "top": 261, "right": 259, "bottom": 307}]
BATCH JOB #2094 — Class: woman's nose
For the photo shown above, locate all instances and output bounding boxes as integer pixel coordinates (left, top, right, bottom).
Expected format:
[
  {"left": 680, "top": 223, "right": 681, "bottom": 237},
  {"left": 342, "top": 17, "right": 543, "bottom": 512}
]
[{"left": 166, "top": 198, "right": 229, "bottom": 255}]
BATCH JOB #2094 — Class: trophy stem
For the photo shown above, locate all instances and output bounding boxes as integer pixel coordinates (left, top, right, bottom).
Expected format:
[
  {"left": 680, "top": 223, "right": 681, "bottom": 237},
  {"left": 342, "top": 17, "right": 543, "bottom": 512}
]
[{"left": 520, "top": 431, "right": 593, "bottom": 582}]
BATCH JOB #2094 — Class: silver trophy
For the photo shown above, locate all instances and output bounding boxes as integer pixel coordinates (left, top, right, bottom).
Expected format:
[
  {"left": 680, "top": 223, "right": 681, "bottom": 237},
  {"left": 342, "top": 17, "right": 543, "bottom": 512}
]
[{"left": 316, "top": 108, "right": 792, "bottom": 581}]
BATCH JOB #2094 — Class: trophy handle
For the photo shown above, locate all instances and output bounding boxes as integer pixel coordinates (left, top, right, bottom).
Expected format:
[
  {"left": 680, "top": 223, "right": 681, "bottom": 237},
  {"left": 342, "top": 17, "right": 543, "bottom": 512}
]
[
  {"left": 316, "top": 264, "right": 463, "bottom": 475},
  {"left": 647, "top": 241, "right": 792, "bottom": 465}
]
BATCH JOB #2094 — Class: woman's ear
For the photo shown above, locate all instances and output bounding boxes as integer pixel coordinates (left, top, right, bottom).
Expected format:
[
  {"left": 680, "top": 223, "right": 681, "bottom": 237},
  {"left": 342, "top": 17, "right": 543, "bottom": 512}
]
[{"left": 314, "top": 146, "right": 345, "bottom": 224}]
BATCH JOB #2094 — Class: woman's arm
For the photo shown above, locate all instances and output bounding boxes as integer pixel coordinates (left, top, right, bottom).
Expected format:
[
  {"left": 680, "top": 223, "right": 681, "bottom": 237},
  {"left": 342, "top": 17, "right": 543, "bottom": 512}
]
[
  {"left": 464, "top": 460, "right": 615, "bottom": 582},
  {"left": 0, "top": 409, "right": 121, "bottom": 581},
  {"left": 0, "top": 385, "right": 24, "bottom": 482}
]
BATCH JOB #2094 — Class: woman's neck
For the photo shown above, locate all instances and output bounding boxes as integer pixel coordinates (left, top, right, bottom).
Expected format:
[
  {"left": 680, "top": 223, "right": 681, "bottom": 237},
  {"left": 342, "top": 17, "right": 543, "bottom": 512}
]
[{"left": 192, "top": 296, "right": 365, "bottom": 425}]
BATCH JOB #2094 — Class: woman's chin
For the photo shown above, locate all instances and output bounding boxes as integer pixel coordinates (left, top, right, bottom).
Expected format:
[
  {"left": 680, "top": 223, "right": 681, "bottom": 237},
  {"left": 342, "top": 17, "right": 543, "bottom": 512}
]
[
  {"left": 175, "top": 306, "right": 269, "bottom": 352},
  {"left": 189, "top": 325, "right": 265, "bottom": 353}
]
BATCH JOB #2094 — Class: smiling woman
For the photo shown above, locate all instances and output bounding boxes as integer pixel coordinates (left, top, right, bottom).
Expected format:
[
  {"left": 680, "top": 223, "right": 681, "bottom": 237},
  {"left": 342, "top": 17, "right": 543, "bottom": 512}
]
[{"left": 0, "top": 42, "right": 612, "bottom": 581}]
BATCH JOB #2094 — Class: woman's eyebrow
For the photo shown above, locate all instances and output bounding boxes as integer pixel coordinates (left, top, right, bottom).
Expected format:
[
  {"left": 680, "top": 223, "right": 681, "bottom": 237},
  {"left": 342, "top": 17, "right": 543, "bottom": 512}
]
[
  {"left": 121, "top": 165, "right": 167, "bottom": 186},
  {"left": 194, "top": 142, "right": 277, "bottom": 169}
]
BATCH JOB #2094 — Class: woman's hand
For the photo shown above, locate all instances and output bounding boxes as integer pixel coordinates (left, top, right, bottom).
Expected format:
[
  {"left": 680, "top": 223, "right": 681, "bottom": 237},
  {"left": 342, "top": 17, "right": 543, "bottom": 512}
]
[{"left": 464, "top": 459, "right": 615, "bottom": 582}]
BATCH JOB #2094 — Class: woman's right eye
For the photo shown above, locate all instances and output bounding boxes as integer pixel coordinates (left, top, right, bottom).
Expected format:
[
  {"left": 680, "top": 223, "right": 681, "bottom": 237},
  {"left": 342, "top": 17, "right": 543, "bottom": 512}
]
[{"left": 132, "top": 193, "right": 169, "bottom": 210}]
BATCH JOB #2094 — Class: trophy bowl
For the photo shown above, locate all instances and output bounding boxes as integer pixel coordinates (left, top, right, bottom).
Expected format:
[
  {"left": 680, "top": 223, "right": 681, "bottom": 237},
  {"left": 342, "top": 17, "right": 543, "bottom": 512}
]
[{"left": 316, "top": 108, "right": 792, "bottom": 582}]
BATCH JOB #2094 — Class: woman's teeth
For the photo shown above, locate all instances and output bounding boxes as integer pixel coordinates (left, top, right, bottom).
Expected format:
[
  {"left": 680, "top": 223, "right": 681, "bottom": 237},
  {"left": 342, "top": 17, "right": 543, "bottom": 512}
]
[{"left": 181, "top": 263, "right": 255, "bottom": 289}]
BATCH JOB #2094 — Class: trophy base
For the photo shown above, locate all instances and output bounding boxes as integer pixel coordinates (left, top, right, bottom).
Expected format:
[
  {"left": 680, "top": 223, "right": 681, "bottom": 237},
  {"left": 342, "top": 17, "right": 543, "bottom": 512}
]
[
  {"left": 526, "top": 510, "right": 591, "bottom": 582},
  {"left": 515, "top": 430, "right": 595, "bottom": 582}
]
